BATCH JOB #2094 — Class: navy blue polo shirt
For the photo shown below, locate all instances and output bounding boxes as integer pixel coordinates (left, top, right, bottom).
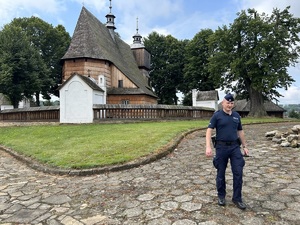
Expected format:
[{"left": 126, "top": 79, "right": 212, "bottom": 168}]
[{"left": 208, "top": 110, "right": 242, "bottom": 141}]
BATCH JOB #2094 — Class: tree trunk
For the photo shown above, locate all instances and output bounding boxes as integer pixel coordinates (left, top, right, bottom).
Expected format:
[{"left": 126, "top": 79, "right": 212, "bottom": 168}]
[
  {"left": 35, "top": 92, "right": 40, "bottom": 107},
  {"left": 12, "top": 96, "right": 19, "bottom": 109},
  {"left": 174, "top": 93, "right": 178, "bottom": 105},
  {"left": 248, "top": 87, "right": 267, "bottom": 117},
  {"left": 13, "top": 102, "right": 18, "bottom": 109}
]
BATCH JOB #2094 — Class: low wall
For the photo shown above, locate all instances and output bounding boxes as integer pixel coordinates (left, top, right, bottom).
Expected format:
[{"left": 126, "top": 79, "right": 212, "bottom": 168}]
[
  {"left": 0, "top": 106, "right": 60, "bottom": 121},
  {"left": 0, "top": 105, "right": 215, "bottom": 122},
  {"left": 93, "top": 104, "right": 214, "bottom": 120}
]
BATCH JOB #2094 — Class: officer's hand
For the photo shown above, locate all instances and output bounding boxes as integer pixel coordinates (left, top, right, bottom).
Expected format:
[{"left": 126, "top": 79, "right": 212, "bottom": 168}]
[
  {"left": 243, "top": 147, "right": 249, "bottom": 156},
  {"left": 206, "top": 147, "right": 213, "bottom": 157}
]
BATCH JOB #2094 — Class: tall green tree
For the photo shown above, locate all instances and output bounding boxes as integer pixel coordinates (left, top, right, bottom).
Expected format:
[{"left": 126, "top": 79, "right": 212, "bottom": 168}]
[
  {"left": 183, "top": 29, "right": 217, "bottom": 92},
  {"left": 182, "top": 29, "right": 217, "bottom": 105},
  {"left": 144, "top": 32, "right": 186, "bottom": 105},
  {"left": 208, "top": 7, "right": 300, "bottom": 117},
  {"left": 0, "top": 26, "right": 47, "bottom": 108},
  {"left": 10, "top": 17, "right": 71, "bottom": 105}
]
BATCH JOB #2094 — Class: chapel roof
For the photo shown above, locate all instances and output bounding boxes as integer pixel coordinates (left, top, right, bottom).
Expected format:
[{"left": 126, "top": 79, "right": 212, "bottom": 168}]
[{"left": 196, "top": 90, "right": 219, "bottom": 101}]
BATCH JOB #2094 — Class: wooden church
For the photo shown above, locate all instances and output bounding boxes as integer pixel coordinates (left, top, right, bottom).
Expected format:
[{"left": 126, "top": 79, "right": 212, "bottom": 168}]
[{"left": 60, "top": 2, "right": 157, "bottom": 107}]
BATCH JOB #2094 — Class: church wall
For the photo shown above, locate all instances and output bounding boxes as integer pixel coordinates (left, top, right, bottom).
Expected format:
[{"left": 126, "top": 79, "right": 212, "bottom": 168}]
[
  {"left": 62, "top": 59, "right": 112, "bottom": 87},
  {"left": 62, "top": 59, "right": 138, "bottom": 89},
  {"left": 132, "top": 48, "right": 150, "bottom": 69},
  {"left": 107, "top": 95, "right": 157, "bottom": 105},
  {"left": 111, "top": 65, "right": 137, "bottom": 88}
]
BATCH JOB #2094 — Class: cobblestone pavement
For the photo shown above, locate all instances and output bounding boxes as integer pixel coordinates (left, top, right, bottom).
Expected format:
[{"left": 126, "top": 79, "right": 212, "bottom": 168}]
[{"left": 0, "top": 122, "right": 300, "bottom": 225}]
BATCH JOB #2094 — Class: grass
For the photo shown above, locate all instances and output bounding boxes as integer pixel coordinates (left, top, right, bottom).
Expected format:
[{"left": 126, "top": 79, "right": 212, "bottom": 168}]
[{"left": 0, "top": 117, "right": 295, "bottom": 169}]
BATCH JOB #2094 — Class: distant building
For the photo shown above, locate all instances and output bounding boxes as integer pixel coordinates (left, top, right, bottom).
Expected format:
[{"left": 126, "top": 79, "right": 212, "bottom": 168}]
[
  {"left": 218, "top": 99, "right": 286, "bottom": 118},
  {"left": 192, "top": 90, "right": 219, "bottom": 110},
  {"left": 0, "top": 93, "right": 13, "bottom": 110},
  {"left": 0, "top": 93, "right": 30, "bottom": 110}
]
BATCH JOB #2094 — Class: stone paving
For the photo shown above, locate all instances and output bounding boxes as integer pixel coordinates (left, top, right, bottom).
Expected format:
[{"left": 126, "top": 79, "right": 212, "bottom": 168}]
[{"left": 0, "top": 122, "right": 300, "bottom": 225}]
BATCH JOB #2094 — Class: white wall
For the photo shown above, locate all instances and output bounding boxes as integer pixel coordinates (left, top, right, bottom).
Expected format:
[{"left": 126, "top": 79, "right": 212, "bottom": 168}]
[
  {"left": 192, "top": 89, "right": 218, "bottom": 110},
  {"left": 194, "top": 100, "right": 218, "bottom": 110},
  {"left": 60, "top": 76, "right": 94, "bottom": 123},
  {"left": 192, "top": 89, "right": 197, "bottom": 107},
  {"left": 18, "top": 98, "right": 30, "bottom": 108},
  {"left": 1, "top": 105, "right": 13, "bottom": 110},
  {"left": 98, "top": 75, "right": 106, "bottom": 104}
]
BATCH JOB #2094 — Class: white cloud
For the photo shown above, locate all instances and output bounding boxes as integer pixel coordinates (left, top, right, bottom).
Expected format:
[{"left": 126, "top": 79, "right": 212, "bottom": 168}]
[
  {"left": 113, "top": 0, "right": 184, "bottom": 43},
  {"left": 278, "top": 86, "right": 300, "bottom": 105},
  {"left": 0, "top": 0, "right": 65, "bottom": 28},
  {"left": 238, "top": 0, "right": 300, "bottom": 17},
  {"left": 72, "top": 0, "right": 106, "bottom": 13}
]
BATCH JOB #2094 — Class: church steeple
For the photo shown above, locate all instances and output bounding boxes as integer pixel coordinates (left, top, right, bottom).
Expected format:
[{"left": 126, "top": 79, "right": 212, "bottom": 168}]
[
  {"left": 133, "top": 18, "right": 143, "bottom": 45},
  {"left": 130, "top": 17, "right": 151, "bottom": 83},
  {"left": 131, "top": 17, "right": 144, "bottom": 49},
  {"left": 105, "top": 0, "right": 116, "bottom": 30}
]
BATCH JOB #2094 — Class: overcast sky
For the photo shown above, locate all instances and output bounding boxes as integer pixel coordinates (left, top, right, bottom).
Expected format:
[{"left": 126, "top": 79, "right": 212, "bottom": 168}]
[{"left": 0, "top": 0, "right": 300, "bottom": 105}]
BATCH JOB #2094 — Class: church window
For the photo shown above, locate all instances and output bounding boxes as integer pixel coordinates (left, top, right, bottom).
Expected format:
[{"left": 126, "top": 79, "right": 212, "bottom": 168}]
[
  {"left": 121, "top": 100, "right": 130, "bottom": 104},
  {"left": 118, "top": 80, "right": 123, "bottom": 88}
]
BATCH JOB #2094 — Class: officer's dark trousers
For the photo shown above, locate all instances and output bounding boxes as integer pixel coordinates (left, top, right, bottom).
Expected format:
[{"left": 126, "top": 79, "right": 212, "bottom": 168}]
[{"left": 214, "top": 143, "right": 245, "bottom": 202}]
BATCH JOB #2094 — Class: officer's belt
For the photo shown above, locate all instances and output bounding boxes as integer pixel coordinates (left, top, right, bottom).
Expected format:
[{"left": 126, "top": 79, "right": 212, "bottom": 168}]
[{"left": 216, "top": 140, "right": 239, "bottom": 146}]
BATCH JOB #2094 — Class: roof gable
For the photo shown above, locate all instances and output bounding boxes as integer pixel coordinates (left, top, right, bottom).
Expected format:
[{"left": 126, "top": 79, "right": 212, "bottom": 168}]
[
  {"left": 58, "top": 73, "right": 104, "bottom": 92},
  {"left": 0, "top": 93, "right": 11, "bottom": 105}
]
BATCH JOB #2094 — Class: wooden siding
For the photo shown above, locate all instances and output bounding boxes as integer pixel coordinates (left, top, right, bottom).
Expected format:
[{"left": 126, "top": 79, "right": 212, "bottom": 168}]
[
  {"left": 62, "top": 59, "right": 138, "bottom": 89},
  {"left": 107, "top": 95, "right": 157, "bottom": 104},
  {"left": 132, "top": 48, "right": 151, "bottom": 69},
  {"left": 110, "top": 65, "right": 137, "bottom": 88},
  {"left": 62, "top": 59, "right": 112, "bottom": 87}
]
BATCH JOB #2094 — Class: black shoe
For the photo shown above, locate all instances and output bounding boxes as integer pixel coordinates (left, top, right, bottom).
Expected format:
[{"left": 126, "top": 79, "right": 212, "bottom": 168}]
[
  {"left": 232, "top": 200, "right": 246, "bottom": 210},
  {"left": 218, "top": 197, "right": 226, "bottom": 206}
]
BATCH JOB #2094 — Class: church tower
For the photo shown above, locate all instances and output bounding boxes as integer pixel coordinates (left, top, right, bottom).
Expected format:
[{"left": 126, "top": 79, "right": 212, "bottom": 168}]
[
  {"left": 105, "top": 0, "right": 116, "bottom": 38},
  {"left": 130, "top": 18, "right": 151, "bottom": 84}
]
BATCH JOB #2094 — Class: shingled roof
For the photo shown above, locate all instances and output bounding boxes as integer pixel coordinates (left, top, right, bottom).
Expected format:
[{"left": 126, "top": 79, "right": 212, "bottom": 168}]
[
  {"left": 61, "top": 6, "right": 156, "bottom": 98},
  {"left": 218, "top": 99, "right": 286, "bottom": 112},
  {"left": 196, "top": 90, "right": 219, "bottom": 101},
  {"left": 0, "top": 93, "right": 11, "bottom": 105}
]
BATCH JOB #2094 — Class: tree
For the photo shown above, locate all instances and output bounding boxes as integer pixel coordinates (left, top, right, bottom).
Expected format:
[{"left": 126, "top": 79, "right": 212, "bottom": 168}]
[
  {"left": 289, "top": 109, "right": 300, "bottom": 119},
  {"left": 182, "top": 29, "right": 217, "bottom": 105},
  {"left": 144, "top": 32, "right": 186, "bottom": 104},
  {"left": 0, "top": 26, "right": 48, "bottom": 108},
  {"left": 9, "top": 17, "right": 71, "bottom": 105},
  {"left": 208, "top": 7, "right": 300, "bottom": 117}
]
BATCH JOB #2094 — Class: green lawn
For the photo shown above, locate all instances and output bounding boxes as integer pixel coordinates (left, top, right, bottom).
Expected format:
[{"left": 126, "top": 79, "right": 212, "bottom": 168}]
[{"left": 0, "top": 118, "right": 292, "bottom": 169}]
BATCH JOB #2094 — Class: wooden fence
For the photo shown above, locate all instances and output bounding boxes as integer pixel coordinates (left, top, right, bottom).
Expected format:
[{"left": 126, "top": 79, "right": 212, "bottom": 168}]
[
  {"left": 0, "top": 106, "right": 60, "bottom": 121},
  {"left": 93, "top": 104, "right": 214, "bottom": 120},
  {"left": 0, "top": 105, "right": 214, "bottom": 122}
]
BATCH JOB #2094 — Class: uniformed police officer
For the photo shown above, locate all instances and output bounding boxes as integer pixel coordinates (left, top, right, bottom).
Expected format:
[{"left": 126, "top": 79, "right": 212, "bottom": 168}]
[{"left": 205, "top": 93, "right": 249, "bottom": 210}]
